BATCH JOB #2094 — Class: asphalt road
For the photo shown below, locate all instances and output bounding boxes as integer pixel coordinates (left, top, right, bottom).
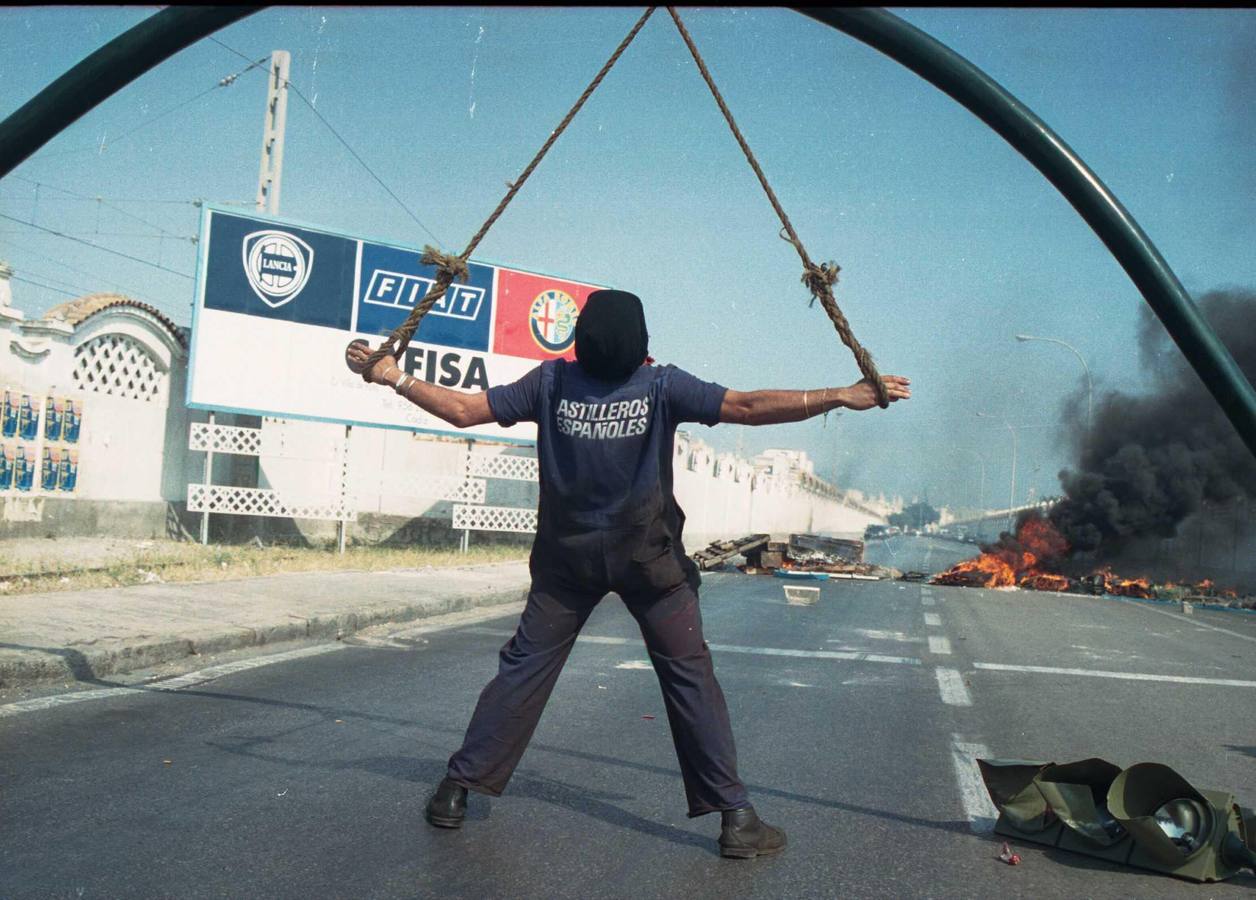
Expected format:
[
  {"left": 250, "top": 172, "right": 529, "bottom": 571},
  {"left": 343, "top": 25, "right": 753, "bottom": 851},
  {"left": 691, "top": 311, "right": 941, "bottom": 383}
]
[{"left": 3, "top": 551, "right": 1255, "bottom": 898}]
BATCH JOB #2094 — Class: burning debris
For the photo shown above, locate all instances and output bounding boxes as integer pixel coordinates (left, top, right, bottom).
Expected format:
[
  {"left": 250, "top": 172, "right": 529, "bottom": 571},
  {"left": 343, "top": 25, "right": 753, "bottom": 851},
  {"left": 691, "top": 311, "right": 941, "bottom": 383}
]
[
  {"left": 935, "top": 289, "right": 1256, "bottom": 607},
  {"left": 933, "top": 513, "right": 1067, "bottom": 589},
  {"left": 930, "top": 512, "right": 1254, "bottom": 608}
]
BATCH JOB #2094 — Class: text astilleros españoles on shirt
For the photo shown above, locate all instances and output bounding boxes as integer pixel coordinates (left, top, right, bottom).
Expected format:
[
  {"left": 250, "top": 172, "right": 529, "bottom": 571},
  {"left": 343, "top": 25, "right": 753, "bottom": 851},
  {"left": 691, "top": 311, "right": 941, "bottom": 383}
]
[{"left": 555, "top": 397, "right": 652, "bottom": 440}]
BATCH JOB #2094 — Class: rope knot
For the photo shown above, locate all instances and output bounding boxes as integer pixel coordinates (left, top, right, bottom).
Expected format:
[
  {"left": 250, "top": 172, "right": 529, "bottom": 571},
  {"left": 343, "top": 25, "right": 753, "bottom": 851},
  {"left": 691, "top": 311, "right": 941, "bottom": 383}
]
[
  {"left": 420, "top": 245, "right": 470, "bottom": 284},
  {"left": 801, "top": 259, "right": 840, "bottom": 308}
]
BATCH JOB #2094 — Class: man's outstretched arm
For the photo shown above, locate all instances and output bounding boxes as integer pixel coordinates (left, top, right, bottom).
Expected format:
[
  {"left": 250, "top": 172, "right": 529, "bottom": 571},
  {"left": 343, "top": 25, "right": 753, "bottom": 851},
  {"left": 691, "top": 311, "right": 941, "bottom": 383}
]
[
  {"left": 346, "top": 341, "right": 495, "bottom": 428},
  {"left": 719, "top": 375, "right": 911, "bottom": 426}
]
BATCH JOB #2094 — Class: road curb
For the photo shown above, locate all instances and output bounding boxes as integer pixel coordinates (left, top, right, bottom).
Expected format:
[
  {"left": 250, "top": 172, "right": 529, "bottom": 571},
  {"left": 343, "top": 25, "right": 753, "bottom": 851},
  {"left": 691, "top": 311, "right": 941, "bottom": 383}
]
[{"left": 0, "top": 585, "right": 528, "bottom": 690}]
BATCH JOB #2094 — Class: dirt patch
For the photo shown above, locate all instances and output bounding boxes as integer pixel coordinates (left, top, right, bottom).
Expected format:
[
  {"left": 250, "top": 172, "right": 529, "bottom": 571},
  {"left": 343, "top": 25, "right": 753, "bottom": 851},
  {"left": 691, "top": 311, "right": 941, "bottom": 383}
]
[{"left": 0, "top": 539, "right": 527, "bottom": 598}]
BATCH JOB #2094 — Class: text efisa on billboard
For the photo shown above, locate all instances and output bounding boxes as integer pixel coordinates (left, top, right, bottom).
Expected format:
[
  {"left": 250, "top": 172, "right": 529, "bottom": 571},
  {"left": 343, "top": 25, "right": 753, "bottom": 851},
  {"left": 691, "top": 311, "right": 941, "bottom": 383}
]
[{"left": 188, "top": 206, "right": 606, "bottom": 443}]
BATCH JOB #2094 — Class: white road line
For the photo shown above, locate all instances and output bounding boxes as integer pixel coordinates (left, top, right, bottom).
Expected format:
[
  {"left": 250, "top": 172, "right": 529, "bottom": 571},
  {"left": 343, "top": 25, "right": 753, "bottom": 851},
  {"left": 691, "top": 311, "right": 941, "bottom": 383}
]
[
  {"left": 849, "top": 628, "right": 923, "bottom": 643},
  {"left": 1115, "top": 597, "right": 1256, "bottom": 645},
  {"left": 0, "top": 644, "right": 346, "bottom": 719},
  {"left": 0, "top": 603, "right": 528, "bottom": 720},
  {"left": 928, "top": 636, "right": 953, "bottom": 655},
  {"left": 934, "top": 667, "right": 972, "bottom": 706},
  {"left": 465, "top": 628, "right": 922, "bottom": 666},
  {"left": 922, "top": 596, "right": 936, "bottom": 607},
  {"left": 710, "top": 643, "right": 919, "bottom": 666},
  {"left": 973, "top": 661, "right": 1256, "bottom": 689},
  {"left": 923, "top": 613, "right": 942, "bottom": 627},
  {"left": 951, "top": 735, "right": 998, "bottom": 833}
]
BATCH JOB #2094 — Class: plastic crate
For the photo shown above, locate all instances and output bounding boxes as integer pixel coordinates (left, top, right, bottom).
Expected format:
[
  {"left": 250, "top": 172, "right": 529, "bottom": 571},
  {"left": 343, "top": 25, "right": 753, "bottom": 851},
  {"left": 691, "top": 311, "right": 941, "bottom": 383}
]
[{"left": 783, "top": 585, "right": 820, "bottom": 606}]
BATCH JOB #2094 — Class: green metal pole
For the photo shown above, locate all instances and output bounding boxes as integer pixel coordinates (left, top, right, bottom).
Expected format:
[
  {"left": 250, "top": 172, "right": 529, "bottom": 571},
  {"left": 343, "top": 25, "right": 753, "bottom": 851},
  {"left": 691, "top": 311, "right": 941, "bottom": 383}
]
[
  {"left": 0, "top": 6, "right": 261, "bottom": 179},
  {"left": 796, "top": 7, "right": 1256, "bottom": 461}
]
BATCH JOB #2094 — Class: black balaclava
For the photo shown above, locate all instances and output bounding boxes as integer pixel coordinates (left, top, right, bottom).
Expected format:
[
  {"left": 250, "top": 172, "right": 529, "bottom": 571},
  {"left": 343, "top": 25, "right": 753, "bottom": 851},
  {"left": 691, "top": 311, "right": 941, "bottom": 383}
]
[{"left": 574, "top": 289, "right": 649, "bottom": 380}]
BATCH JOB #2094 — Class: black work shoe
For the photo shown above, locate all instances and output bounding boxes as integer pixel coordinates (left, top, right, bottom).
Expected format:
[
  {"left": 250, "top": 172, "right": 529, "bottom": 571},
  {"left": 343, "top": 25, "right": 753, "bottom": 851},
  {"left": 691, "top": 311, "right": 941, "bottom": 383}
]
[
  {"left": 425, "top": 777, "right": 468, "bottom": 829},
  {"left": 719, "top": 806, "right": 787, "bottom": 859}
]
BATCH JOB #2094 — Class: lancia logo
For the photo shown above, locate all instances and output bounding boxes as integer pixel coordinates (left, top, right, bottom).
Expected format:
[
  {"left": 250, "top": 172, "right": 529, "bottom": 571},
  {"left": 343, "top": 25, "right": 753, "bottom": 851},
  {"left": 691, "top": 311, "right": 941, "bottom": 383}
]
[{"left": 242, "top": 230, "right": 313, "bottom": 308}]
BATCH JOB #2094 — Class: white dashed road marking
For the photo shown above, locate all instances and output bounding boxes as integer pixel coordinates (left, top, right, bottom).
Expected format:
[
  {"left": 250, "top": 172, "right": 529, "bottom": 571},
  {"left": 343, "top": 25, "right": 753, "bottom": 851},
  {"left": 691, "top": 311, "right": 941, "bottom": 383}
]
[
  {"left": 951, "top": 734, "right": 998, "bottom": 833},
  {"left": 1115, "top": 598, "right": 1256, "bottom": 645},
  {"left": 465, "top": 628, "right": 923, "bottom": 666},
  {"left": 921, "top": 596, "right": 935, "bottom": 607},
  {"left": 928, "top": 636, "right": 953, "bottom": 655},
  {"left": 934, "top": 667, "right": 973, "bottom": 707},
  {"left": 923, "top": 613, "right": 942, "bottom": 627},
  {"left": 973, "top": 662, "right": 1256, "bottom": 689}
]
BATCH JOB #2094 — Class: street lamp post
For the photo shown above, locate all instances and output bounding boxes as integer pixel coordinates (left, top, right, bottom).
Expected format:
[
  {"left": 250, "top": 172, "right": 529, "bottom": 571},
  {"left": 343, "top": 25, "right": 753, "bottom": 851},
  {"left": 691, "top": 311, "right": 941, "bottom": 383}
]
[
  {"left": 977, "top": 412, "right": 1017, "bottom": 533},
  {"left": 1015, "top": 333, "right": 1093, "bottom": 435}
]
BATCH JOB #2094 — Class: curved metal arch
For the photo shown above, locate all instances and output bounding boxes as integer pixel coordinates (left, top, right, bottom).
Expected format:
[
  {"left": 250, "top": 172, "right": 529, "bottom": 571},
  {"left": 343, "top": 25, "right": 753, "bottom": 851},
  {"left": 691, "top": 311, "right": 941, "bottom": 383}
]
[
  {"left": 795, "top": 8, "right": 1256, "bottom": 459},
  {"left": 0, "top": 6, "right": 259, "bottom": 177},
  {"left": 1, "top": 6, "right": 1252, "bottom": 458}
]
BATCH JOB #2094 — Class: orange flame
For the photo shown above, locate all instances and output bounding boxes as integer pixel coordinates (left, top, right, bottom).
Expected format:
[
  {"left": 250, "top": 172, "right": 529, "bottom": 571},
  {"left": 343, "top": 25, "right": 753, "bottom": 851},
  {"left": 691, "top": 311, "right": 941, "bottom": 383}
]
[
  {"left": 932, "top": 515, "right": 1070, "bottom": 588},
  {"left": 930, "top": 515, "right": 1244, "bottom": 599}
]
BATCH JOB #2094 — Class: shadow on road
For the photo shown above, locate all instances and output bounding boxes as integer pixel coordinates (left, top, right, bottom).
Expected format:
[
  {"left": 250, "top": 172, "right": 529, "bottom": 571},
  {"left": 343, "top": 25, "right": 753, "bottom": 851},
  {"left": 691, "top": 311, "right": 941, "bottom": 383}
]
[
  {"left": 166, "top": 680, "right": 973, "bottom": 851},
  {"left": 0, "top": 641, "right": 115, "bottom": 686},
  {"left": 7, "top": 642, "right": 973, "bottom": 851}
]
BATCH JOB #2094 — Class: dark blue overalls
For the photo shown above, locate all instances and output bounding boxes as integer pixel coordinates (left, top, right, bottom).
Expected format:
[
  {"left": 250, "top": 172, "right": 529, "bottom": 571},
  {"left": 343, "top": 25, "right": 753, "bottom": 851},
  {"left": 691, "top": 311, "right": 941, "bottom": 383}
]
[{"left": 445, "top": 359, "right": 750, "bottom": 818}]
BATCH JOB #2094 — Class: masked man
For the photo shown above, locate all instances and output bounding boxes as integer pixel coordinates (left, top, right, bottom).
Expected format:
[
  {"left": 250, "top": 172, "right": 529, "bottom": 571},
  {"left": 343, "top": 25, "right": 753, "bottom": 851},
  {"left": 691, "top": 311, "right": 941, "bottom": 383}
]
[{"left": 346, "top": 289, "right": 910, "bottom": 859}]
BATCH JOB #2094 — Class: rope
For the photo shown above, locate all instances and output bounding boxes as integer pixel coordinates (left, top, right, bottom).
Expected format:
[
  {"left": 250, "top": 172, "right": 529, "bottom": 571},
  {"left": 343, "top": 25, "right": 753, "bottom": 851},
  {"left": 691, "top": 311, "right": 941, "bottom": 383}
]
[
  {"left": 354, "top": 7, "right": 657, "bottom": 379},
  {"left": 665, "top": 7, "right": 889, "bottom": 408}
]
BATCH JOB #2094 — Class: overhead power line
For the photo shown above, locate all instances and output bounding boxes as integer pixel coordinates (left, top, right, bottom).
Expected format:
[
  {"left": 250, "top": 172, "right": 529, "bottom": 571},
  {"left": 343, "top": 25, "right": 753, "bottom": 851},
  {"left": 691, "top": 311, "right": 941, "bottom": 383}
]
[
  {"left": 11, "top": 266, "right": 95, "bottom": 297},
  {"left": 282, "top": 80, "right": 444, "bottom": 247},
  {"left": 9, "top": 173, "right": 188, "bottom": 238},
  {"left": 0, "top": 229, "right": 196, "bottom": 242},
  {"left": 210, "top": 37, "right": 444, "bottom": 247},
  {"left": 11, "top": 275, "right": 79, "bottom": 299},
  {"left": 0, "top": 237, "right": 167, "bottom": 308},
  {"left": 30, "top": 54, "right": 268, "bottom": 161},
  {"left": 0, "top": 212, "right": 193, "bottom": 279}
]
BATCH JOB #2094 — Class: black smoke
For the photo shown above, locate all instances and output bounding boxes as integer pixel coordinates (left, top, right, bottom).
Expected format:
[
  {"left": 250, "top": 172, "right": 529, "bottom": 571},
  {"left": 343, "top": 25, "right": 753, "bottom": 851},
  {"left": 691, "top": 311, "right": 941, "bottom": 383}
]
[{"left": 1049, "top": 289, "right": 1256, "bottom": 557}]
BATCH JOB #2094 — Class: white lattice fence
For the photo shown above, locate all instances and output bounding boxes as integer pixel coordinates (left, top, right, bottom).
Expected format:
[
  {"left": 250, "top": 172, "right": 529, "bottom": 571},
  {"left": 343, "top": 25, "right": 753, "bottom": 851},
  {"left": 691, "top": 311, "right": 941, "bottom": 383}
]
[
  {"left": 452, "top": 451, "right": 540, "bottom": 539},
  {"left": 188, "top": 484, "right": 355, "bottom": 522},
  {"left": 189, "top": 422, "right": 264, "bottom": 455},
  {"left": 466, "top": 453, "right": 539, "bottom": 482},
  {"left": 452, "top": 503, "right": 537, "bottom": 534},
  {"left": 408, "top": 476, "right": 487, "bottom": 504},
  {"left": 73, "top": 334, "right": 164, "bottom": 402},
  {"left": 189, "top": 419, "right": 353, "bottom": 539}
]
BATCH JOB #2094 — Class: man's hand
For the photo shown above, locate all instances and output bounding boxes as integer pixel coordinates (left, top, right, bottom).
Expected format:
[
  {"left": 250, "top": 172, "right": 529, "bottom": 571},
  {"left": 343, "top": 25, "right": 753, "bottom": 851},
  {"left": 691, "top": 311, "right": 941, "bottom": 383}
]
[
  {"left": 345, "top": 340, "right": 398, "bottom": 385},
  {"left": 842, "top": 374, "right": 911, "bottom": 411}
]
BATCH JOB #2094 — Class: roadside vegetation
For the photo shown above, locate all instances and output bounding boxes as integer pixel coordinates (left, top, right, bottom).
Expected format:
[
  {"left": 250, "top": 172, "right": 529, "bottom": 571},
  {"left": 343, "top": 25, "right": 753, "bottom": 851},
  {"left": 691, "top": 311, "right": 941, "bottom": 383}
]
[{"left": 0, "top": 540, "right": 527, "bottom": 597}]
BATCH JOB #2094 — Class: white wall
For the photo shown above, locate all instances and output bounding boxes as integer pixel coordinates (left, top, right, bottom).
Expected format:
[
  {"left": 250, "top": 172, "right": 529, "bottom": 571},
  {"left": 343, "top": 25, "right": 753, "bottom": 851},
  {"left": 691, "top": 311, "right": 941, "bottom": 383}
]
[
  {"left": 0, "top": 275, "right": 884, "bottom": 543},
  {"left": 255, "top": 418, "right": 882, "bottom": 546}
]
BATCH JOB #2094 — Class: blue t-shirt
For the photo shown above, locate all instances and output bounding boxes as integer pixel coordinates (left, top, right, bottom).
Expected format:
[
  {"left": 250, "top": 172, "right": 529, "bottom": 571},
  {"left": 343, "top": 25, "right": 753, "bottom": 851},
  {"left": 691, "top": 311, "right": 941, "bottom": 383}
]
[{"left": 487, "top": 360, "right": 726, "bottom": 530}]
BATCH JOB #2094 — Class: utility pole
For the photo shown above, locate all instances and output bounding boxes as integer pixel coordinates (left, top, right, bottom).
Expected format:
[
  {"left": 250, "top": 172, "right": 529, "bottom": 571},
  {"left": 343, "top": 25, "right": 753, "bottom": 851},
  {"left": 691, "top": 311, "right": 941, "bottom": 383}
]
[
  {"left": 255, "top": 50, "right": 290, "bottom": 215},
  {"left": 209, "top": 50, "right": 290, "bottom": 546}
]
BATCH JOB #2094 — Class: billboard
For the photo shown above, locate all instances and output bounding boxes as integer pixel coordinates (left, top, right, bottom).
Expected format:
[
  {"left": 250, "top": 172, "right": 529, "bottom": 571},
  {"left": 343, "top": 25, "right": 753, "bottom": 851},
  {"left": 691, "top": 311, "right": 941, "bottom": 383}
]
[{"left": 188, "top": 207, "right": 605, "bottom": 442}]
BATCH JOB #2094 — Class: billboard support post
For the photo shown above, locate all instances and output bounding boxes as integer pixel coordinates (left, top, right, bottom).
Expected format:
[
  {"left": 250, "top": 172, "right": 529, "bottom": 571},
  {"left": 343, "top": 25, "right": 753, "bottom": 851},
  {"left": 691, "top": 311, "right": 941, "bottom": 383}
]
[
  {"left": 200, "top": 411, "right": 214, "bottom": 545},
  {"left": 337, "top": 423, "right": 351, "bottom": 555}
]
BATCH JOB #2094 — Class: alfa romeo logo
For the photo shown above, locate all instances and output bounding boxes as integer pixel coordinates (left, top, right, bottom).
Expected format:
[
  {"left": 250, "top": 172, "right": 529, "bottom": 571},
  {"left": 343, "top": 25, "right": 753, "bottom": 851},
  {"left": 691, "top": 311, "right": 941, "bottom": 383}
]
[
  {"left": 241, "top": 230, "right": 314, "bottom": 308},
  {"left": 528, "top": 289, "right": 579, "bottom": 354}
]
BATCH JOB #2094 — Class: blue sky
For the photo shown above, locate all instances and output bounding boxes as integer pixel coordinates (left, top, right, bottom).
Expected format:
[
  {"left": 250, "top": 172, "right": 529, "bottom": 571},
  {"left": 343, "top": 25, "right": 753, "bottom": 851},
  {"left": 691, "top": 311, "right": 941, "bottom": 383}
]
[{"left": 2, "top": 7, "right": 1253, "bottom": 512}]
